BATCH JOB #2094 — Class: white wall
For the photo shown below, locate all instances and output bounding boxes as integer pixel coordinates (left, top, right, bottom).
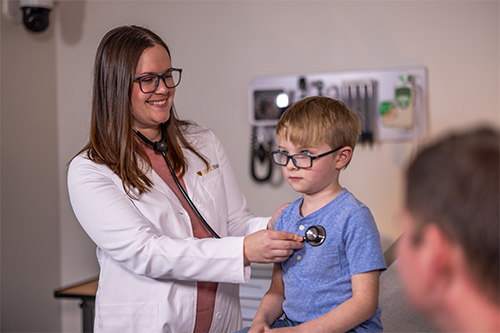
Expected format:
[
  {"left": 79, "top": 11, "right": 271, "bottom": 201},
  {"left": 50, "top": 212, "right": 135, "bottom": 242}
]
[{"left": 1, "top": 1, "right": 498, "bottom": 332}]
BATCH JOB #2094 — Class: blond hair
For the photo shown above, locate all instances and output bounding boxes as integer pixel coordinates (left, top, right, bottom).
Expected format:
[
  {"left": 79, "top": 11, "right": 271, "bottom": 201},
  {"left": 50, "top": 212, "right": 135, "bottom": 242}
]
[{"left": 276, "top": 96, "right": 361, "bottom": 166}]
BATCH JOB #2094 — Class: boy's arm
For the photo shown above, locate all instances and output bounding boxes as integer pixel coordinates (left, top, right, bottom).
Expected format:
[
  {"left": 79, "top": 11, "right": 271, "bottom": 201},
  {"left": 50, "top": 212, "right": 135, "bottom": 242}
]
[
  {"left": 249, "top": 264, "right": 285, "bottom": 333},
  {"left": 273, "top": 270, "right": 380, "bottom": 333}
]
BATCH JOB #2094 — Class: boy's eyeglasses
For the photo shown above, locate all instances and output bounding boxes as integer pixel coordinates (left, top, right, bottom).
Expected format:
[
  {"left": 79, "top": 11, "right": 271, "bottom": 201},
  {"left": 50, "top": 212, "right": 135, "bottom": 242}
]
[
  {"left": 271, "top": 146, "right": 342, "bottom": 169},
  {"left": 134, "top": 68, "right": 182, "bottom": 93}
]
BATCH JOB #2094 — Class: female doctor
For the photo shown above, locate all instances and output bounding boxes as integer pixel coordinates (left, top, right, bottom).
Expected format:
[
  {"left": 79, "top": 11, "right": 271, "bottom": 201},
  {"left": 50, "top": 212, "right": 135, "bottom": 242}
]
[{"left": 67, "top": 25, "right": 304, "bottom": 333}]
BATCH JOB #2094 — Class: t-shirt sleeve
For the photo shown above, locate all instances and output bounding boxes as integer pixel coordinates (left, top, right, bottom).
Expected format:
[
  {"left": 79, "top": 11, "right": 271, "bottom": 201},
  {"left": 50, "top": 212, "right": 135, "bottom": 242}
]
[{"left": 344, "top": 206, "right": 387, "bottom": 275}]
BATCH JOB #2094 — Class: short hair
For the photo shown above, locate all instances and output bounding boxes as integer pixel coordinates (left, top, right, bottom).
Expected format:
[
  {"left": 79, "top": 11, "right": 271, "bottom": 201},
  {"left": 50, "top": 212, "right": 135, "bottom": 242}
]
[
  {"left": 405, "top": 126, "right": 500, "bottom": 305},
  {"left": 276, "top": 96, "right": 361, "bottom": 166}
]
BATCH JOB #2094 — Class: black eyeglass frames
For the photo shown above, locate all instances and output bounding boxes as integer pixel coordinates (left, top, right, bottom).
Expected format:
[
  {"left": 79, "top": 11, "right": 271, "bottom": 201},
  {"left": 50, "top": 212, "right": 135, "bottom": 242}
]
[
  {"left": 134, "top": 68, "right": 182, "bottom": 93},
  {"left": 271, "top": 146, "right": 343, "bottom": 169}
]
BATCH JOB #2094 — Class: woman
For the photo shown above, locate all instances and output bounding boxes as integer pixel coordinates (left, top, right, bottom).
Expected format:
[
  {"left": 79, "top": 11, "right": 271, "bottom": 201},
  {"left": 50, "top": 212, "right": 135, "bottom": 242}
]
[{"left": 67, "top": 25, "right": 303, "bottom": 333}]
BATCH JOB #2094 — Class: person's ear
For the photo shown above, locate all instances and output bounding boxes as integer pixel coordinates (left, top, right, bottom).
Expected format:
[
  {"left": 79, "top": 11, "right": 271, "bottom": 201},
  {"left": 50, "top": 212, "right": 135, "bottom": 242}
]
[
  {"left": 420, "top": 224, "right": 454, "bottom": 294},
  {"left": 335, "top": 146, "right": 353, "bottom": 169}
]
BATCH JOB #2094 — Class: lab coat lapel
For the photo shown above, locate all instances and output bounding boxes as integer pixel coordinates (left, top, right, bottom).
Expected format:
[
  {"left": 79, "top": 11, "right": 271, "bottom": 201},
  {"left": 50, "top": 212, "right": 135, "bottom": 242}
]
[
  {"left": 146, "top": 149, "right": 202, "bottom": 203},
  {"left": 148, "top": 168, "right": 184, "bottom": 207},
  {"left": 181, "top": 150, "right": 202, "bottom": 198}
]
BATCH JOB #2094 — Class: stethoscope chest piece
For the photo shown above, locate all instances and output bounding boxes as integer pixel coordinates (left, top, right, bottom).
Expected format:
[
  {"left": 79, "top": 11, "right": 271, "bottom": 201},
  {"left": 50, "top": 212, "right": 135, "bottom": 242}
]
[{"left": 304, "top": 225, "right": 326, "bottom": 246}]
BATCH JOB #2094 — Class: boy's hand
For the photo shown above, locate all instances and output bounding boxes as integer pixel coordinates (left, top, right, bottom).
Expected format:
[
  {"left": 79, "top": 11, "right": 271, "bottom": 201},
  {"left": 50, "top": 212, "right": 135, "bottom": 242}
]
[
  {"left": 243, "top": 230, "right": 304, "bottom": 265},
  {"left": 267, "top": 203, "right": 290, "bottom": 230},
  {"left": 248, "top": 322, "right": 271, "bottom": 333},
  {"left": 269, "top": 327, "right": 299, "bottom": 332}
]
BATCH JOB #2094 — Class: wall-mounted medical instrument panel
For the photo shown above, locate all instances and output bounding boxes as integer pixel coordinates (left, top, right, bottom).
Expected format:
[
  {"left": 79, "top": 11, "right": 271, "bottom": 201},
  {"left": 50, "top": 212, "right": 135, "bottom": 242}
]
[
  {"left": 248, "top": 67, "right": 428, "bottom": 182},
  {"left": 249, "top": 66, "right": 427, "bottom": 142}
]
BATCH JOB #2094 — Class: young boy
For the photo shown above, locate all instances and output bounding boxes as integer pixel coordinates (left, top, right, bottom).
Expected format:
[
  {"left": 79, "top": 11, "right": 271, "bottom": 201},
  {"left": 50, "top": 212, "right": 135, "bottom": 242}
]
[{"left": 243, "top": 96, "right": 386, "bottom": 332}]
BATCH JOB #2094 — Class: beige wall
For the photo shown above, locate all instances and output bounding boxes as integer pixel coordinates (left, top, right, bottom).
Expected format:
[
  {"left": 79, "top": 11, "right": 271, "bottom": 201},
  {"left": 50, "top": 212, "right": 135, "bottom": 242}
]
[
  {"left": 1, "top": 1, "right": 498, "bottom": 331},
  {"left": 1, "top": 4, "right": 60, "bottom": 332}
]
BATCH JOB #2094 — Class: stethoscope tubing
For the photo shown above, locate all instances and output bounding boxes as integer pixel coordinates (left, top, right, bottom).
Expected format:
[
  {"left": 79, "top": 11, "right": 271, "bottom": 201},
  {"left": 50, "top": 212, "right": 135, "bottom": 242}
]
[
  {"left": 160, "top": 150, "right": 221, "bottom": 239},
  {"left": 133, "top": 125, "right": 221, "bottom": 239}
]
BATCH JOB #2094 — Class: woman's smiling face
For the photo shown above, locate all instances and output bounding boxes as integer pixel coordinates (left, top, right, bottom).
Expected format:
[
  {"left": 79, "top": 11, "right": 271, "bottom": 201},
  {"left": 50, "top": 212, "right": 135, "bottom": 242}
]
[{"left": 131, "top": 44, "right": 175, "bottom": 139}]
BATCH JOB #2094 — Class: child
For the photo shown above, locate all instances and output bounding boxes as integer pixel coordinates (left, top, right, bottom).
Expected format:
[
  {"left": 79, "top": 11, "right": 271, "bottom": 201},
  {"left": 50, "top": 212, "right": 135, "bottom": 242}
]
[{"left": 243, "top": 96, "right": 386, "bottom": 332}]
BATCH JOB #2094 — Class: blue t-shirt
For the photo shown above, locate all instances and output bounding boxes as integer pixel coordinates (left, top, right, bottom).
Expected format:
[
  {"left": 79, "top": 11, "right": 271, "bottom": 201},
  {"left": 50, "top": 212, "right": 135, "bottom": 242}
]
[{"left": 274, "top": 189, "right": 387, "bottom": 332}]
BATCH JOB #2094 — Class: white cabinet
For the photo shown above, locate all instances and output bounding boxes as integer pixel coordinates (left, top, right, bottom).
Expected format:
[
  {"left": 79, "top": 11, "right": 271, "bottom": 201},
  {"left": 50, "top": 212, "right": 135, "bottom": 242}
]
[{"left": 239, "top": 263, "right": 273, "bottom": 326}]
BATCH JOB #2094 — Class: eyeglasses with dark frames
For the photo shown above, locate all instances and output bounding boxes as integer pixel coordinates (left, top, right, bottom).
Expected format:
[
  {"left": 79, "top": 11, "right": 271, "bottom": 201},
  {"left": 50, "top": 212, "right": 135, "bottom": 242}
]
[
  {"left": 271, "top": 146, "right": 343, "bottom": 169},
  {"left": 134, "top": 68, "right": 182, "bottom": 93}
]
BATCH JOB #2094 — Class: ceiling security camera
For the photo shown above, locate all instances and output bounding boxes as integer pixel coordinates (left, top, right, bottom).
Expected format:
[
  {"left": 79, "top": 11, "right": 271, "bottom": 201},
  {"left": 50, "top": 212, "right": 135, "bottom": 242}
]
[{"left": 20, "top": 0, "right": 53, "bottom": 33}]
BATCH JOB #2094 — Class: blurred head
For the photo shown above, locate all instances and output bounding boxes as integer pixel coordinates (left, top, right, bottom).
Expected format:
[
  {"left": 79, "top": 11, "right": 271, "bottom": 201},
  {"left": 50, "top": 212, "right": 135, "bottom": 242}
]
[
  {"left": 276, "top": 96, "right": 361, "bottom": 168},
  {"left": 398, "top": 126, "right": 500, "bottom": 312}
]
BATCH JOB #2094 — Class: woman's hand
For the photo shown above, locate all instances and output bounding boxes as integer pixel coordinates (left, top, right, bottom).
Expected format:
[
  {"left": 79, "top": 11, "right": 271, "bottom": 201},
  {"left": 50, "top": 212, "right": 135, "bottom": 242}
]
[{"left": 243, "top": 229, "right": 304, "bottom": 265}]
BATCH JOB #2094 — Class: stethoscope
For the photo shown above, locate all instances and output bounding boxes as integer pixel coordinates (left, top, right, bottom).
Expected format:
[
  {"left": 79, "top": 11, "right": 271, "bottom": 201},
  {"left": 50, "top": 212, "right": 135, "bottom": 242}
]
[
  {"left": 302, "top": 225, "right": 326, "bottom": 246},
  {"left": 134, "top": 123, "right": 327, "bottom": 246},
  {"left": 134, "top": 123, "right": 221, "bottom": 239}
]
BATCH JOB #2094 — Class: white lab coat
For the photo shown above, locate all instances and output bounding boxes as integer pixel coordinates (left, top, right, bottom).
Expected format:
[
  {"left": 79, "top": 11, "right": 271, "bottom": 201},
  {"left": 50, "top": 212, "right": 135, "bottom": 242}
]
[{"left": 67, "top": 125, "right": 268, "bottom": 333}]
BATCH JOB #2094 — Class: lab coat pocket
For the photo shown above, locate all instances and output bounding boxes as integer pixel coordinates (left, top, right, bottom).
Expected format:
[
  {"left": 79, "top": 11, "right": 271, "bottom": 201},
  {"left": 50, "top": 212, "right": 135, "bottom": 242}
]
[
  {"left": 96, "top": 303, "right": 158, "bottom": 333},
  {"left": 199, "top": 167, "right": 227, "bottom": 217},
  {"left": 199, "top": 165, "right": 222, "bottom": 187}
]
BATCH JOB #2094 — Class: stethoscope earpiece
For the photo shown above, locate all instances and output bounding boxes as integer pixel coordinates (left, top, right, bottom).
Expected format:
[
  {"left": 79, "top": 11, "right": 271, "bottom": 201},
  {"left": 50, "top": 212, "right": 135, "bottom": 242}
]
[{"left": 303, "top": 225, "right": 326, "bottom": 246}]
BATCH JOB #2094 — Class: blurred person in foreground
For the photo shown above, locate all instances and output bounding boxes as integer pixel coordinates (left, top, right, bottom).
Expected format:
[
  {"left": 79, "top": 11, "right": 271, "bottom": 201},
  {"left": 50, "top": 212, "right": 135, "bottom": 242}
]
[{"left": 398, "top": 126, "right": 500, "bottom": 332}]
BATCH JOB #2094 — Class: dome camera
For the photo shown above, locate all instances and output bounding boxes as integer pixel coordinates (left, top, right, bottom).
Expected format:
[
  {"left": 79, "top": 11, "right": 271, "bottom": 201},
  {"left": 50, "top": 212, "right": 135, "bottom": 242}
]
[{"left": 20, "top": 0, "right": 53, "bottom": 33}]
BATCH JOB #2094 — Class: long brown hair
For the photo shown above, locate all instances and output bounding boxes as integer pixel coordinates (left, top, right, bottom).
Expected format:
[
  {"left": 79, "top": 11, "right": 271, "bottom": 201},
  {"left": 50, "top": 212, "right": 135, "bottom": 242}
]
[{"left": 78, "top": 25, "right": 208, "bottom": 197}]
